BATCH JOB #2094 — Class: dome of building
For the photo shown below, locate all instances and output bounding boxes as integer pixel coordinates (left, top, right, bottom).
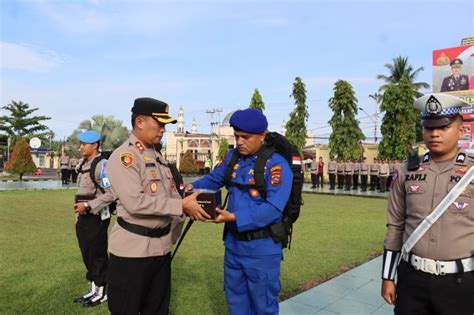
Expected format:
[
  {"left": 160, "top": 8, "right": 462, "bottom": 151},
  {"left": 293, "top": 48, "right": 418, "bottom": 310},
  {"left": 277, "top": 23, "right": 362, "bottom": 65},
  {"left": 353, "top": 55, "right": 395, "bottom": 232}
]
[{"left": 221, "top": 110, "right": 238, "bottom": 127}]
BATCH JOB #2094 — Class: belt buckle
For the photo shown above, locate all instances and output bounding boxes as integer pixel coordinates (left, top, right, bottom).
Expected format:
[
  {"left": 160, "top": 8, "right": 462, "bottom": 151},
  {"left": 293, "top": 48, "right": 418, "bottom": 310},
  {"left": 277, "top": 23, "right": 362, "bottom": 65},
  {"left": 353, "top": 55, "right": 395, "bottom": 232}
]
[{"left": 423, "top": 259, "right": 440, "bottom": 275}]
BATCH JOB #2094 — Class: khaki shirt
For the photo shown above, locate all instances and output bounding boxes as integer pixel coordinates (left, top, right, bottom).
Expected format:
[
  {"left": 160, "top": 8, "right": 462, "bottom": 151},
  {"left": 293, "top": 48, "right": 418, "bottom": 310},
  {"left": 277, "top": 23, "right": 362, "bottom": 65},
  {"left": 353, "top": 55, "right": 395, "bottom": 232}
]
[
  {"left": 328, "top": 161, "right": 337, "bottom": 174},
  {"left": 344, "top": 162, "right": 353, "bottom": 175},
  {"left": 310, "top": 160, "right": 318, "bottom": 174},
  {"left": 370, "top": 163, "right": 379, "bottom": 176},
  {"left": 337, "top": 162, "right": 344, "bottom": 175},
  {"left": 379, "top": 163, "right": 389, "bottom": 177},
  {"left": 70, "top": 158, "right": 78, "bottom": 168},
  {"left": 107, "top": 133, "right": 185, "bottom": 258},
  {"left": 75, "top": 154, "right": 115, "bottom": 215},
  {"left": 59, "top": 156, "right": 70, "bottom": 170},
  {"left": 353, "top": 163, "right": 360, "bottom": 174},
  {"left": 360, "top": 162, "right": 368, "bottom": 175},
  {"left": 384, "top": 150, "right": 474, "bottom": 260}
]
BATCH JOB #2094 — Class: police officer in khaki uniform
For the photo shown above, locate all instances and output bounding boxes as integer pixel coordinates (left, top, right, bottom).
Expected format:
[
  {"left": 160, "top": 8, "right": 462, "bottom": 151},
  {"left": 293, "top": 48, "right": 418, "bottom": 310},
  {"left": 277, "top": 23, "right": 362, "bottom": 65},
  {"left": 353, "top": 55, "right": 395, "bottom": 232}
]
[
  {"left": 379, "top": 159, "right": 389, "bottom": 193},
  {"left": 70, "top": 156, "right": 79, "bottom": 183},
  {"left": 359, "top": 158, "right": 369, "bottom": 192},
  {"left": 106, "top": 97, "right": 208, "bottom": 314},
  {"left": 337, "top": 159, "right": 345, "bottom": 189},
  {"left": 352, "top": 159, "right": 360, "bottom": 190},
  {"left": 369, "top": 158, "right": 379, "bottom": 191},
  {"left": 344, "top": 159, "right": 353, "bottom": 190},
  {"left": 73, "top": 130, "right": 115, "bottom": 307},
  {"left": 440, "top": 59, "right": 470, "bottom": 92},
  {"left": 328, "top": 158, "right": 337, "bottom": 190},
  {"left": 382, "top": 93, "right": 474, "bottom": 314},
  {"left": 59, "top": 152, "right": 71, "bottom": 184}
]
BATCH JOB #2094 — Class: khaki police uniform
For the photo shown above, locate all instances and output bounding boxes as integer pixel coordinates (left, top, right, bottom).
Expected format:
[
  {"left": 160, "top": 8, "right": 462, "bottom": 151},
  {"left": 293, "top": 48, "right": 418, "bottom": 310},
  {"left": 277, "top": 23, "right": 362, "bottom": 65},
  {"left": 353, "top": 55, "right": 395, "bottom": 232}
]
[
  {"left": 59, "top": 155, "right": 71, "bottom": 184},
  {"left": 352, "top": 161, "right": 360, "bottom": 190},
  {"left": 107, "top": 133, "right": 184, "bottom": 314},
  {"left": 70, "top": 157, "right": 79, "bottom": 183},
  {"left": 75, "top": 153, "right": 115, "bottom": 289},
  {"left": 369, "top": 162, "right": 379, "bottom": 191},
  {"left": 344, "top": 161, "right": 353, "bottom": 190},
  {"left": 379, "top": 162, "right": 389, "bottom": 193},
  {"left": 360, "top": 160, "right": 368, "bottom": 191},
  {"left": 382, "top": 93, "right": 474, "bottom": 314},
  {"left": 310, "top": 158, "right": 318, "bottom": 188},
  {"left": 328, "top": 160, "right": 337, "bottom": 190},
  {"left": 337, "top": 161, "right": 345, "bottom": 189}
]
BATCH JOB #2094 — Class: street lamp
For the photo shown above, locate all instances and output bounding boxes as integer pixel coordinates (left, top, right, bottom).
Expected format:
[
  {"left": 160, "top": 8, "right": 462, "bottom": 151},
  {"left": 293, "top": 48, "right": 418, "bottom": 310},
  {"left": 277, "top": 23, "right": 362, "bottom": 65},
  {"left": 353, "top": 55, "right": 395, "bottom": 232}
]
[{"left": 358, "top": 107, "right": 378, "bottom": 144}]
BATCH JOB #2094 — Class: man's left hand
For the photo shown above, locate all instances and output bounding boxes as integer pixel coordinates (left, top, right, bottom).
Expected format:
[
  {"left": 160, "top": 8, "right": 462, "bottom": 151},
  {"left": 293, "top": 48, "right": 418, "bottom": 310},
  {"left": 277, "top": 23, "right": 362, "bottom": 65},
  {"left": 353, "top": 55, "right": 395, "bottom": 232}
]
[
  {"left": 74, "top": 203, "right": 87, "bottom": 215},
  {"left": 212, "top": 208, "right": 235, "bottom": 223}
]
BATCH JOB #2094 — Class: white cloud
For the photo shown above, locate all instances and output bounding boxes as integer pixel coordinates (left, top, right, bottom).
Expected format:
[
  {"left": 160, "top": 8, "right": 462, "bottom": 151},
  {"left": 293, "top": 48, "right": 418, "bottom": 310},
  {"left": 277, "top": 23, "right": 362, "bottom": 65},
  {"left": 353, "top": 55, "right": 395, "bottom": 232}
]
[{"left": 0, "top": 42, "right": 64, "bottom": 72}]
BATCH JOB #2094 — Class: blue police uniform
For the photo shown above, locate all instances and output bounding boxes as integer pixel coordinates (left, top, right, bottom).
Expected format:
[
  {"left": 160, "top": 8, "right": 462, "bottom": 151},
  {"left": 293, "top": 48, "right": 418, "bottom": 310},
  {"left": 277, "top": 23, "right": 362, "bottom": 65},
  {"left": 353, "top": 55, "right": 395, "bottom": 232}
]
[{"left": 193, "top": 147, "right": 292, "bottom": 314}]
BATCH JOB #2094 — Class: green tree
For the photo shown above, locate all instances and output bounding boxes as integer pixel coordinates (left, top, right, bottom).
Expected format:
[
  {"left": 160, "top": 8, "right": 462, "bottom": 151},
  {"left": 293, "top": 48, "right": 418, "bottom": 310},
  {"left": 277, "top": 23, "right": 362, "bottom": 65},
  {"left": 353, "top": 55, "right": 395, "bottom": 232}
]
[
  {"left": 376, "top": 56, "right": 430, "bottom": 97},
  {"left": 249, "top": 88, "right": 265, "bottom": 112},
  {"left": 179, "top": 151, "right": 199, "bottom": 174},
  {"left": 4, "top": 138, "right": 37, "bottom": 181},
  {"left": 68, "top": 115, "right": 129, "bottom": 151},
  {"left": 378, "top": 77, "right": 417, "bottom": 159},
  {"left": 0, "top": 100, "right": 51, "bottom": 144},
  {"left": 218, "top": 138, "right": 229, "bottom": 160},
  {"left": 328, "top": 80, "right": 365, "bottom": 160},
  {"left": 285, "top": 77, "right": 309, "bottom": 154}
]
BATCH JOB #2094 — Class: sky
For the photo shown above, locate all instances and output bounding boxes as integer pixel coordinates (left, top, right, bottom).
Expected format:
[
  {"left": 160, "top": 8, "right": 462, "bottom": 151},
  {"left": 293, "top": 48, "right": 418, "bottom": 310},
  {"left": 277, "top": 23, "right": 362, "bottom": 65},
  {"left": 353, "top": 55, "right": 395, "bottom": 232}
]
[{"left": 1, "top": 0, "right": 473, "bottom": 143}]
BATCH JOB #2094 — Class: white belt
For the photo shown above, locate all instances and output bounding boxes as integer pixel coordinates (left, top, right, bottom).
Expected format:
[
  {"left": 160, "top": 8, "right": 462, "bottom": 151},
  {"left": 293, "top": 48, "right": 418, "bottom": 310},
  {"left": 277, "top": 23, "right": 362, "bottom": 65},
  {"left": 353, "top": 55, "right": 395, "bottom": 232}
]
[{"left": 402, "top": 253, "right": 474, "bottom": 275}]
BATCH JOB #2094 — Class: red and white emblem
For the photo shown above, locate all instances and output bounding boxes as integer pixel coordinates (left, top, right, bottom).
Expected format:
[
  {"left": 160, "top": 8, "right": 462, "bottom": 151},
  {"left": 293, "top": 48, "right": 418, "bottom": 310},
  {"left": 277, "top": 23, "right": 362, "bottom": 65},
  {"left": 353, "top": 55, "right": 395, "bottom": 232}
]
[
  {"left": 292, "top": 156, "right": 302, "bottom": 165},
  {"left": 409, "top": 185, "right": 421, "bottom": 193}
]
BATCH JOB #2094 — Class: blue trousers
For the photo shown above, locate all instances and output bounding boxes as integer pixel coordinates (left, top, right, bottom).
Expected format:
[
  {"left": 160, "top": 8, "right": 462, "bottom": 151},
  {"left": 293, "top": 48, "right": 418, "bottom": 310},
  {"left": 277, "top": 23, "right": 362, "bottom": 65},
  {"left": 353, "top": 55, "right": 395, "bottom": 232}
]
[{"left": 224, "top": 249, "right": 282, "bottom": 315}]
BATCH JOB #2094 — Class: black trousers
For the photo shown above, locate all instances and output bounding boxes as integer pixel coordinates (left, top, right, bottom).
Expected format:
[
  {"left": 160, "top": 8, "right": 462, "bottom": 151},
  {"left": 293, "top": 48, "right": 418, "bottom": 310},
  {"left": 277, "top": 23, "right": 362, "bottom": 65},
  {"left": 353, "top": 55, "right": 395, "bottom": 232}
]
[
  {"left": 387, "top": 175, "right": 392, "bottom": 191},
  {"left": 61, "top": 169, "right": 70, "bottom": 183},
  {"left": 329, "top": 173, "right": 336, "bottom": 189},
  {"left": 317, "top": 173, "right": 323, "bottom": 187},
  {"left": 379, "top": 176, "right": 388, "bottom": 192},
  {"left": 70, "top": 169, "right": 78, "bottom": 183},
  {"left": 360, "top": 175, "right": 368, "bottom": 191},
  {"left": 344, "top": 174, "right": 352, "bottom": 190},
  {"left": 352, "top": 174, "right": 359, "bottom": 189},
  {"left": 370, "top": 175, "right": 378, "bottom": 190},
  {"left": 337, "top": 174, "right": 344, "bottom": 189},
  {"left": 76, "top": 214, "right": 110, "bottom": 286},
  {"left": 395, "top": 261, "right": 474, "bottom": 315},
  {"left": 310, "top": 173, "right": 318, "bottom": 187},
  {"left": 108, "top": 253, "right": 171, "bottom": 315}
]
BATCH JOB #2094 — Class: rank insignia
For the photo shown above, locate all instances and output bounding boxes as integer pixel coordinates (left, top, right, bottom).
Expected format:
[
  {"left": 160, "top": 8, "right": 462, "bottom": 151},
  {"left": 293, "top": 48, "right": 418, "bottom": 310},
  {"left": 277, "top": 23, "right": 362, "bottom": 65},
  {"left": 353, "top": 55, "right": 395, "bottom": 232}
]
[
  {"left": 120, "top": 152, "right": 134, "bottom": 168},
  {"left": 151, "top": 170, "right": 157, "bottom": 178},
  {"left": 453, "top": 201, "right": 468, "bottom": 210},
  {"left": 143, "top": 155, "right": 152, "bottom": 161},
  {"left": 409, "top": 185, "right": 421, "bottom": 193},
  {"left": 248, "top": 169, "right": 254, "bottom": 175},
  {"left": 150, "top": 182, "right": 158, "bottom": 193},
  {"left": 249, "top": 189, "right": 259, "bottom": 198},
  {"left": 249, "top": 178, "right": 255, "bottom": 185},
  {"left": 135, "top": 141, "right": 145, "bottom": 152},
  {"left": 422, "top": 154, "right": 430, "bottom": 163},
  {"left": 456, "top": 153, "right": 466, "bottom": 163},
  {"left": 270, "top": 165, "right": 282, "bottom": 186},
  {"left": 233, "top": 164, "right": 239, "bottom": 170}
]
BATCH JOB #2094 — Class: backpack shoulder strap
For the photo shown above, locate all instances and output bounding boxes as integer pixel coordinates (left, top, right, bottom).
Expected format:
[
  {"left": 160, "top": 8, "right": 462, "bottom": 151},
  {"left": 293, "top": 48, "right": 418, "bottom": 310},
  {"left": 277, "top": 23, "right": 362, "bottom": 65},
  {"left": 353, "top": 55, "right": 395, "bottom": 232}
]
[
  {"left": 254, "top": 145, "right": 275, "bottom": 199},
  {"left": 224, "top": 150, "right": 240, "bottom": 188},
  {"left": 90, "top": 155, "right": 106, "bottom": 194}
]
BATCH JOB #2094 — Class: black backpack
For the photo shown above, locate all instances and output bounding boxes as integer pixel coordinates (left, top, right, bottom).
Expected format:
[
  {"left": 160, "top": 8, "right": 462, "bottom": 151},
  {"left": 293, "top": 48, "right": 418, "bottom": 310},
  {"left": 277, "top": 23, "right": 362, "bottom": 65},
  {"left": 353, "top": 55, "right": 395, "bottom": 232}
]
[
  {"left": 223, "top": 132, "right": 304, "bottom": 247},
  {"left": 78, "top": 151, "right": 117, "bottom": 213}
]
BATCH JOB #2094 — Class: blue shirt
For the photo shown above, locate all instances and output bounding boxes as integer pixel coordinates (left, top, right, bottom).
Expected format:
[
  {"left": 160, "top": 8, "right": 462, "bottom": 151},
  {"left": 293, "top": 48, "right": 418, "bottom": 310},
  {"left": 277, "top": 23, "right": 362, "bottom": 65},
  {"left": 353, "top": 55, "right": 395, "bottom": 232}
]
[{"left": 192, "top": 148, "right": 293, "bottom": 255}]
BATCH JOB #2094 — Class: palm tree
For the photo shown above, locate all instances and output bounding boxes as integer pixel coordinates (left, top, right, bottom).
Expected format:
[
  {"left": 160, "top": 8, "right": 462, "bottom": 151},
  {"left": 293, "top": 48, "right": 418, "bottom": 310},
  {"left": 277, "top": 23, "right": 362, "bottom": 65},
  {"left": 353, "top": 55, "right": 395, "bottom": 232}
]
[
  {"left": 70, "top": 115, "right": 129, "bottom": 150},
  {"left": 377, "top": 56, "right": 430, "bottom": 97}
]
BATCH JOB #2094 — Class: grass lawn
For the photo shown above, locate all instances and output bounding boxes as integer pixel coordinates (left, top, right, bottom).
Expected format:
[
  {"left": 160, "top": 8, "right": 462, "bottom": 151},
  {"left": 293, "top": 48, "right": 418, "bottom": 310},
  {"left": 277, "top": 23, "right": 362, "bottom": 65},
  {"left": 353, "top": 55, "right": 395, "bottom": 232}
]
[{"left": 0, "top": 190, "right": 387, "bottom": 314}]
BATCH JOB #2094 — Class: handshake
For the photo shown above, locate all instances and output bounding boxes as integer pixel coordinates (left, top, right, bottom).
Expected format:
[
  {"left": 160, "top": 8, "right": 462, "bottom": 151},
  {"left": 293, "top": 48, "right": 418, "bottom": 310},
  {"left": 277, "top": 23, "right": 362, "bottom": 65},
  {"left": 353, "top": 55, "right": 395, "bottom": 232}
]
[{"left": 181, "top": 184, "right": 235, "bottom": 223}]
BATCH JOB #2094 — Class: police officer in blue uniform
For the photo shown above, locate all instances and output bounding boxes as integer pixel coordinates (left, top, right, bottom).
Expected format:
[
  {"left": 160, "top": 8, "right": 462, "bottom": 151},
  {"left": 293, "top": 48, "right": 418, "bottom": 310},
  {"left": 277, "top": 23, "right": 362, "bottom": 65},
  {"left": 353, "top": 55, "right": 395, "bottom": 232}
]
[{"left": 187, "top": 108, "right": 293, "bottom": 315}]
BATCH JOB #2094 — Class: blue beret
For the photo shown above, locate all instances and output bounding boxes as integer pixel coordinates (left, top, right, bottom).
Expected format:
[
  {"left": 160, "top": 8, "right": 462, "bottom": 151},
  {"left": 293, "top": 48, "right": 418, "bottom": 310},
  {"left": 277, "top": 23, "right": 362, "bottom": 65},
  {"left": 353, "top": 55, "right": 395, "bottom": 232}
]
[
  {"left": 229, "top": 109, "right": 268, "bottom": 133},
  {"left": 77, "top": 130, "right": 101, "bottom": 144}
]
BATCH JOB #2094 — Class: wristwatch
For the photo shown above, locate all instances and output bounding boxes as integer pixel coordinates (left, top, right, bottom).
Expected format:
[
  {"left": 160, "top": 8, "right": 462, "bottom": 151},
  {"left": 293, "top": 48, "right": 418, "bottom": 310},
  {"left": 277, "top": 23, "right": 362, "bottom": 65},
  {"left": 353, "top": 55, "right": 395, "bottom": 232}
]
[{"left": 83, "top": 202, "right": 92, "bottom": 213}]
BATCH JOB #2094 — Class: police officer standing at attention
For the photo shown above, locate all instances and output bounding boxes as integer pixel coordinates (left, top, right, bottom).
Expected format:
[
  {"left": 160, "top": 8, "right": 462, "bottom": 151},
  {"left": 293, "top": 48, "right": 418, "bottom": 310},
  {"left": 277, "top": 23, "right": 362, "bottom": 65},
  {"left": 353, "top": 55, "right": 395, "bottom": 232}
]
[
  {"left": 70, "top": 155, "right": 79, "bottom": 183},
  {"left": 369, "top": 158, "right": 379, "bottom": 191},
  {"left": 187, "top": 108, "right": 293, "bottom": 315},
  {"left": 359, "top": 157, "right": 369, "bottom": 192},
  {"left": 328, "top": 157, "right": 337, "bottom": 190},
  {"left": 73, "top": 130, "right": 115, "bottom": 307},
  {"left": 382, "top": 93, "right": 474, "bottom": 314},
  {"left": 60, "top": 151, "right": 71, "bottom": 184},
  {"left": 106, "top": 97, "right": 208, "bottom": 315}
]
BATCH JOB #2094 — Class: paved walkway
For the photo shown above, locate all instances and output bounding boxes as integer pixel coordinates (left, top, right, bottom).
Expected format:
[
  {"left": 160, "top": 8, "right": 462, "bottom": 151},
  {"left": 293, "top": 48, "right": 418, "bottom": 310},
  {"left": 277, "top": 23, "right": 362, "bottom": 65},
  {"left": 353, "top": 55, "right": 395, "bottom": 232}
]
[
  {"left": 301, "top": 183, "right": 389, "bottom": 199},
  {"left": 280, "top": 256, "right": 393, "bottom": 315}
]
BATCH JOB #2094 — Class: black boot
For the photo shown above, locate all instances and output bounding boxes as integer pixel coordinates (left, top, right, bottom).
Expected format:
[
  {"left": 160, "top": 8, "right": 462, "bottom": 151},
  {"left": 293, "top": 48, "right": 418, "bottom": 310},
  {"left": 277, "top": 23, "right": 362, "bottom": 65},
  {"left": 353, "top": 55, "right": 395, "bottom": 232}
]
[{"left": 83, "top": 285, "right": 107, "bottom": 307}]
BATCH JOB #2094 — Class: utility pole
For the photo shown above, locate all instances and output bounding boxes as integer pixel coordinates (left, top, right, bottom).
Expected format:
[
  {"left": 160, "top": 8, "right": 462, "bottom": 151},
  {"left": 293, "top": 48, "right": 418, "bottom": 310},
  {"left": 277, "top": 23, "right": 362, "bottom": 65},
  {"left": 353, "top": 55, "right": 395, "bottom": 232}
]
[{"left": 368, "top": 93, "right": 382, "bottom": 143}]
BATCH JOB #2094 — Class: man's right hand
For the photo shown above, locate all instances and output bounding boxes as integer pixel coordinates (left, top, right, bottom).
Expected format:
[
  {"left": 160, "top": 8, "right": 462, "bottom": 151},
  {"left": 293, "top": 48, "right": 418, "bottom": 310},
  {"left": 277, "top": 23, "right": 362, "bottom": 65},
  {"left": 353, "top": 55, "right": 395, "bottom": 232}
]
[
  {"left": 381, "top": 279, "right": 396, "bottom": 305},
  {"left": 182, "top": 191, "right": 211, "bottom": 221},
  {"left": 184, "top": 184, "right": 193, "bottom": 192}
]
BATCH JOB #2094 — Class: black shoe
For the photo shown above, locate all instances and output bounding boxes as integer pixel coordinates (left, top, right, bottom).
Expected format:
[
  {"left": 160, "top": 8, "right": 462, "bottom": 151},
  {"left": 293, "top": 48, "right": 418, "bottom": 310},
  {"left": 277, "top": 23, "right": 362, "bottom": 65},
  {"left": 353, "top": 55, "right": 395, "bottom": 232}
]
[
  {"left": 83, "top": 286, "right": 107, "bottom": 307},
  {"left": 74, "top": 282, "right": 95, "bottom": 303}
]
